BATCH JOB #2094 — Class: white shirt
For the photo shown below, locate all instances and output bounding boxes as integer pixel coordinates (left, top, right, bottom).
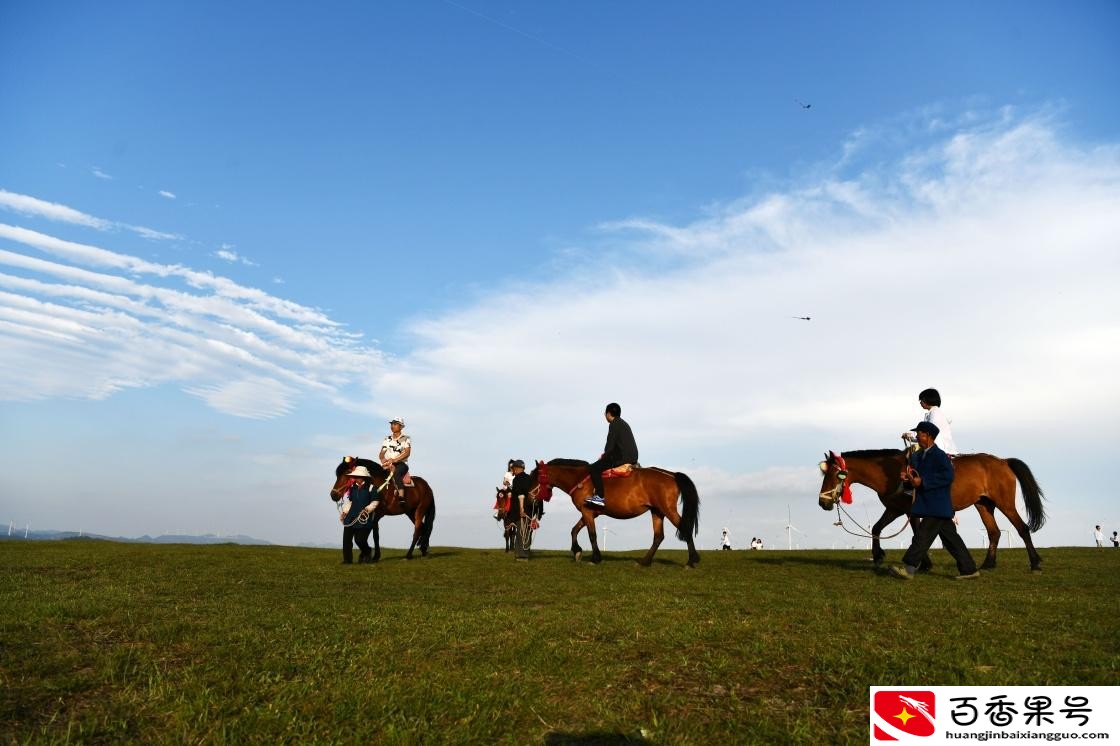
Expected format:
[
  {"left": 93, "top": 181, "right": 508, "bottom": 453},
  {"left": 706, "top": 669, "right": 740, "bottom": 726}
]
[
  {"left": 498, "top": 471, "right": 513, "bottom": 490},
  {"left": 380, "top": 434, "right": 411, "bottom": 463},
  {"left": 721, "top": 531, "right": 731, "bottom": 547},
  {"left": 923, "top": 406, "right": 958, "bottom": 455}
]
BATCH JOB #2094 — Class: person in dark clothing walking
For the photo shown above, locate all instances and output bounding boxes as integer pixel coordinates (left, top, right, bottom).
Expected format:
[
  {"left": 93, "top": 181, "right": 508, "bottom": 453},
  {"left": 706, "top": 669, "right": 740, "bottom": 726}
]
[
  {"left": 339, "top": 465, "right": 379, "bottom": 564},
  {"left": 888, "top": 421, "right": 979, "bottom": 581},
  {"left": 584, "top": 402, "right": 638, "bottom": 509}
]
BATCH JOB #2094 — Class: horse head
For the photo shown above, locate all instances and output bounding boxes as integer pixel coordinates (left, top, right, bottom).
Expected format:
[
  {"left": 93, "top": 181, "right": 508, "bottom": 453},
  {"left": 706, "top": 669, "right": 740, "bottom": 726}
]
[
  {"left": 817, "top": 450, "right": 851, "bottom": 510},
  {"left": 331, "top": 456, "right": 386, "bottom": 502},
  {"left": 531, "top": 460, "right": 553, "bottom": 501}
]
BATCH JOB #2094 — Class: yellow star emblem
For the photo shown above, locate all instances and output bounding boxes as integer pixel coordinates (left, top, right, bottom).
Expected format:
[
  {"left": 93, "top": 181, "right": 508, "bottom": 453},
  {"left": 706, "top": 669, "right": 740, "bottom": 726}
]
[{"left": 893, "top": 706, "right": 915, "bottom": 725}]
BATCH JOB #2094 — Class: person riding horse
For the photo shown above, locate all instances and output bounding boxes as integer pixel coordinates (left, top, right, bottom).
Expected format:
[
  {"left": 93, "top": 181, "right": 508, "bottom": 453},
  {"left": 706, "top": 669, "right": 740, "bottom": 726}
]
[
  {"left": 380, "top": 417, "right": 411, "bottom": 498},
  {"left": 902, "top": 388, "right": 959, "bottom": 456},
  {"left": 585, "top": 402, "right": 639, "bottom": 509}
]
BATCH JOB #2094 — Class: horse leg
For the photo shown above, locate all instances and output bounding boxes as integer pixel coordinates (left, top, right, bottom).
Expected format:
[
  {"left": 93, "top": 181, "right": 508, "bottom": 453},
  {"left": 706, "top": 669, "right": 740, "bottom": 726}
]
[
  {"left": 664, "top": 502, "right": 700, "bottom": 568},
  {"left": 870, "top": 508, "right": 903, "bottom": 567},
  {"left": 404, "top": 509, "right": 423, "bottom": 560},
  {"left": 585, "top": 514, "right": 603, "bottom": 564},
  {"left": 996, "top": 501, "right": 1044, "bottom": 573},
  {"left": 973, "top": 499, "right": 1001, "bottom": 569},
  {"left": 639, "top": 512, "right": 666, "bottom": 567},
  {"left": 570, "top": 517, "right": 585, "bottom": 562},
  {"left": 371, "top": 518, "right": 381, "bottom": 562}
]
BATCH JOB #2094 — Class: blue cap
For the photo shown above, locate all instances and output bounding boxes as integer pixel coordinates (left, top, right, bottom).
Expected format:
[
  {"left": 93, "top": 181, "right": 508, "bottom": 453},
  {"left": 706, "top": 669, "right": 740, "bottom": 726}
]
[{"left": 914, "top": 421, "right": 939, "bottom": 438}]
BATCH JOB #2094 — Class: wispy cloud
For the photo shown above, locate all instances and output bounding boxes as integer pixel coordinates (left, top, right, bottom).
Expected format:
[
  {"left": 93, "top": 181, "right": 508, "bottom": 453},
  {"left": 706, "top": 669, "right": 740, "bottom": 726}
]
[
  {"left": 0, "top": 201, "right": 378, "bottom": 418},
  {"left": 0, "top": 188, "right": 182, "bottom": 241},
  {"left": 214, "top": 244, "right": 258, "bottom": 267},
  {"left": 158, "top": 190, "right": 176, "bottom": 200},
  {"left": 0, "top": 189, "right": 111, "bottom": 230},
  {"left": 91, "top": 167, "right": 113, "bottom": 180}
]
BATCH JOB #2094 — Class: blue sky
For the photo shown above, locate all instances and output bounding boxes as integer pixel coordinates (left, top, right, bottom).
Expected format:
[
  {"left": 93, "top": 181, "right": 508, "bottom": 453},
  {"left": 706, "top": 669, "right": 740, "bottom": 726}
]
[{"left": 1, "top": 1, "right": 1118, "bottom": 553}]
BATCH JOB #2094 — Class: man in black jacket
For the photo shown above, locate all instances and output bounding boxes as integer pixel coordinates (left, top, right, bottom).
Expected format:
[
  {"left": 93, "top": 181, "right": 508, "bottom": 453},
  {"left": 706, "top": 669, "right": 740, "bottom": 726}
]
[{"left": 585, "top": 402, "right": 639, "bottom": 509}]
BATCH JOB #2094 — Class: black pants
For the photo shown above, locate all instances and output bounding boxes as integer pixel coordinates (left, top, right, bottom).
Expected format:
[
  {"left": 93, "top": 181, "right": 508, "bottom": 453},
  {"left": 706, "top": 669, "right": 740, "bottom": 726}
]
[
  {"left": 588, "top": 456, "right": 625, "bottom": 499},
  {"left": 392, "top": 462, "right": 409, "bottom": 491},
  {"left": 902, "top": 516, "right": 977, "bottom": 575},
  {"left": 342, "top": 524, "right": 373, "bottom": 563}
]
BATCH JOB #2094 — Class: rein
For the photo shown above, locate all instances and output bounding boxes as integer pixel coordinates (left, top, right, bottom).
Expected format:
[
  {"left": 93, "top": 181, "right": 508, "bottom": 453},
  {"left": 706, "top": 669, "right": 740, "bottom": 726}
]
[
  {"left": 821, "top": 444, "right": 914, "bottom": 540},
  {"left": 336, "top": 483, "right": 371, "bottom": 528},
  {"left": 832, "top": 500, "right": 911, "bottom": 540}
]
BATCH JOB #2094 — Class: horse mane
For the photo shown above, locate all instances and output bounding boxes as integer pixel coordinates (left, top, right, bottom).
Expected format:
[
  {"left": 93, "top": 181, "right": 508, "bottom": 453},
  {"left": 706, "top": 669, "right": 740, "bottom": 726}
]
[
  {"left": 841, "top": 449, "right": 905, "bottom": 460},
  {"left": 547, "top": 458, "right": 589, "bottom": 468},
  {"left": 334, "top": 457, "right": 389, "bottom": 478}
]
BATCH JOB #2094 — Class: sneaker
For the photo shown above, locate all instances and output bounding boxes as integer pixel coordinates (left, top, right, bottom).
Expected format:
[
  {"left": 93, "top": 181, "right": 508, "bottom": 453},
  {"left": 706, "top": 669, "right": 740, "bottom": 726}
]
[
  {"left": 954, "top": 570, "right": 980, "bottom": 580},
  {"left": 887, "top": 565, "right": 913, "bottom": 580},
  {"left": 584, "top": 495, "right": 606, "bottom": 508}
]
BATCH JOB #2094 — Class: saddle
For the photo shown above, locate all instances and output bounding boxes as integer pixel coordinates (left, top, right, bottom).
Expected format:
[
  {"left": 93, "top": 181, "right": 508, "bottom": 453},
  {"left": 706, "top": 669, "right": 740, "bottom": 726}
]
[{"left": 603, "top": 463, "right": 637, "bottom": 479}]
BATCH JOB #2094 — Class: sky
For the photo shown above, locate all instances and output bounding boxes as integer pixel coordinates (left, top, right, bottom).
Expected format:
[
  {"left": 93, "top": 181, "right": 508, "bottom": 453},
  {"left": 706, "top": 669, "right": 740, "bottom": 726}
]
[{"left": 1, "top": 1, "right": 1119, "bottom": 553}]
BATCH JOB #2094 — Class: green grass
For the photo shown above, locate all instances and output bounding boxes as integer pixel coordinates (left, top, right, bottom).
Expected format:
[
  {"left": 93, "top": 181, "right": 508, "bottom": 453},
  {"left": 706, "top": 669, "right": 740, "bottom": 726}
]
[{"left": 1, "top": 541, "right": 1117, "bottom": 744}]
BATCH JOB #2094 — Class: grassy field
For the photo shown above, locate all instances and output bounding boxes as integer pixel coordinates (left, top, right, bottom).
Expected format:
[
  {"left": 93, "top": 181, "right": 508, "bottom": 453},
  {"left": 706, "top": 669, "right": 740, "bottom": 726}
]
[{"left": 1, "top": 541, "right": 1117, "bottom": 745}]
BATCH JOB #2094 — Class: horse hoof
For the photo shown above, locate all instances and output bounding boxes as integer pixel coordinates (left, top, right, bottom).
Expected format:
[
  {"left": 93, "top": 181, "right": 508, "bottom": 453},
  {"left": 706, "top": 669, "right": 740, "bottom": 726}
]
[{"left": 574, "top": 551, "right": 582, "bottom": 563}]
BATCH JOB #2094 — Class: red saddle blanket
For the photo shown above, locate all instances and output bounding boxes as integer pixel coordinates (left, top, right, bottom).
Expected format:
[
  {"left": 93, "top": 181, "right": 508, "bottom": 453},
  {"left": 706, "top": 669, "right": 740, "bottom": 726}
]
[
  {"left": 603, "top": 464, "right": 635, "bottom": 479},
  {"left": 575, "top": 464, "right": 637, "bottom": 490}
]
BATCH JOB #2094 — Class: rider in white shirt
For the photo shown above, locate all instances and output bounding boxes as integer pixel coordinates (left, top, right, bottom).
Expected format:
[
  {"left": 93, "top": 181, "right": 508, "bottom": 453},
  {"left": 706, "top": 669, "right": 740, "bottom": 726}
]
[
  {"left": 379, "top": 417, "right": 412, "bottom": 498},
  {"left": 902, "top": 388, "right": 959, "bottom": 456}
]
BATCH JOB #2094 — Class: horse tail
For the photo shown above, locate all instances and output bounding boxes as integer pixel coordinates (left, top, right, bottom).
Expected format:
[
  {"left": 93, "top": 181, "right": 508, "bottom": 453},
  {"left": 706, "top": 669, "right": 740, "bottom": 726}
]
[
  {"left": 674, "top": 472, "right": 700, "bottom": 541},
  {"left": 1007, "top": 458, "right": 1046, "bottom": 532},
  {"left": 419, "top": 495, "right": 436, "bottom": 553}
]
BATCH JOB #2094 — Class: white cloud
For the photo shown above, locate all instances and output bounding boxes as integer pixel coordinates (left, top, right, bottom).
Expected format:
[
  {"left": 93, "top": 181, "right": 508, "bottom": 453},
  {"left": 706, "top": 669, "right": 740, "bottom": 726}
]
[
  {"left": 213, "top": 246, "right": 258, "bottom": 266},
  {"left": 349, "top": 110, "right": 1120, "bottom": 550},
  {"left": 2, "top": 109, "right": 1118, "bottom": 551},
  {"left": 0, "top": 189, "right": 112, "bottom": 230},
  {"left": 159, "top": 190, "right": 176, "bottom": 200},
  {"left": 0, "top": 188, "right": 181, "bottom": 241},
  {"left": 91, "top": 168, "right": 113, "bottom": 180},
  {"left": 0, "top": 207, "right": 379, "bottom": 417}
]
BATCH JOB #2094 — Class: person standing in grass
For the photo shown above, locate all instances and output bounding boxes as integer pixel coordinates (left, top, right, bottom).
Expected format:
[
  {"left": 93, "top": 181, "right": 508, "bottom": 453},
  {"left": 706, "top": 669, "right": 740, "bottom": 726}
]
[
  {"left": 721, "top": 528, "right": 732, "bottom": 550},
  {"left": 1111, "top": 531, "right": 1118, "bottom": 548},
  {"left": 339, "top": 465, "right": 378, "bottom": 564},
  {"left": 1094, "top": 525, "right": 1104, "bottom": 547},
  {"left": 888, "top": 421, "right": 979, "bottom": 581}
]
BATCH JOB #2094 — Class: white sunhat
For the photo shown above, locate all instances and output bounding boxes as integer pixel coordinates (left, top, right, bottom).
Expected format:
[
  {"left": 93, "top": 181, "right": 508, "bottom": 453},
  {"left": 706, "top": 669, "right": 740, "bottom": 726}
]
[
  {"left": 349, "top": 465, "right": 373, "bottom": 479},
  {"left": 389, "top": 417, "right": 406, "bottom": 427}
]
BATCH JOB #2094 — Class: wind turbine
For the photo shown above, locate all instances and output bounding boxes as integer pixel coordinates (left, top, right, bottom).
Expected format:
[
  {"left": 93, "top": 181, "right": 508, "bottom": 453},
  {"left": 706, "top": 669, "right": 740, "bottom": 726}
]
[
  {"left": 599, "top": 525, "right": 615, "bottom": 551},
  {"left": 785, "top": 507, "right": 805, "bottom": 550}
]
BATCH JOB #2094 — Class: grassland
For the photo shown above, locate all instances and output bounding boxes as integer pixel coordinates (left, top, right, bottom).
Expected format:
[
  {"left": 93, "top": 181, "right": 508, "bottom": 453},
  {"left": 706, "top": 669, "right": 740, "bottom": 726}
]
[{"left": 1, "top": 541, "right": 1117, "bottom": 744}]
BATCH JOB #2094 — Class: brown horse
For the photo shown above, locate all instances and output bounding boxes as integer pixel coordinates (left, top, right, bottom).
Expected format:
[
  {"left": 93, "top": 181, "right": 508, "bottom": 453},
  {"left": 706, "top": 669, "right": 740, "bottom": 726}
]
[
  {"left": 494, "top": 488, "right": 515, "bottom": 552},
  {"left": 817, "top": 449, "right": 1045, "bottom": 572},
  {"left": 531, "top": 459, "right": 700, "bottom": 567},
  {"left": 330, "top": 457, "right": 436, "bottom": 560}
]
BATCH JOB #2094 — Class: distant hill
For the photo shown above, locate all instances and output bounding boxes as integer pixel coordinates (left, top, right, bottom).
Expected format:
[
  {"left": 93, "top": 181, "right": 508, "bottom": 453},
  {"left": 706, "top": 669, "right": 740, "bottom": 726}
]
[{"left": 0, "top": 529, "right": 272, "bottom": 545}]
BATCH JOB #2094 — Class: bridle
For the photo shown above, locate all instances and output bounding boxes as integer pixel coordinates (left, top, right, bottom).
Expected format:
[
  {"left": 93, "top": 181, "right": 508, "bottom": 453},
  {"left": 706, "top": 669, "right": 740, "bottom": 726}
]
[
  {"left": 527, "top": 461, "right": 552, "bottom": 501},
  {"left": 819, "top": 450, "right": 912, "bottom": 540},
  {"left": 817, "top": 451, "right": 851, "bottom": 507}
]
